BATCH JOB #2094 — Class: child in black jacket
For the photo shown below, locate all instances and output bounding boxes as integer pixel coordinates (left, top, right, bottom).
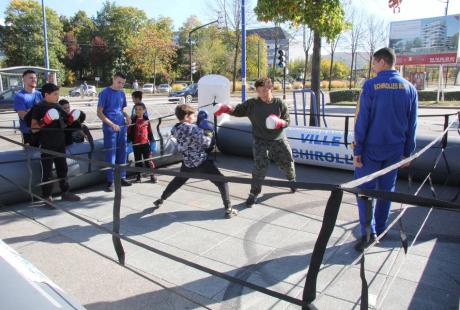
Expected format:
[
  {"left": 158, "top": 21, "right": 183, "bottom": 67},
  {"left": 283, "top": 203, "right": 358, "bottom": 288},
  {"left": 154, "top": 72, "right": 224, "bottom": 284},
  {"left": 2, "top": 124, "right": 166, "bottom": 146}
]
[
  {"left": 30, "top": 84, "right": 81, "bottom": 203},
  {"left": 58, "top": 99, "right": 90, "bottom": 145}
]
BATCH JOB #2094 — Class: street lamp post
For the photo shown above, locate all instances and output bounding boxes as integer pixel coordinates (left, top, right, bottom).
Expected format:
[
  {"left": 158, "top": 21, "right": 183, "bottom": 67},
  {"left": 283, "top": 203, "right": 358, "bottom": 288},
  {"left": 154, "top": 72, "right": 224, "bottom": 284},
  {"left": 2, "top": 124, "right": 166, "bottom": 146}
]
[
  {"left": 241, "top": 0, "right": 246, "bottom": 101},
  {"left": 41, "top": 0, "right": 50, "bottom": 74},
  {"left": 189, "top": 12, "right": 223, "bottom": 83},
  {"left": 257, "top": 40, "right": 260, "bottom": 79}
]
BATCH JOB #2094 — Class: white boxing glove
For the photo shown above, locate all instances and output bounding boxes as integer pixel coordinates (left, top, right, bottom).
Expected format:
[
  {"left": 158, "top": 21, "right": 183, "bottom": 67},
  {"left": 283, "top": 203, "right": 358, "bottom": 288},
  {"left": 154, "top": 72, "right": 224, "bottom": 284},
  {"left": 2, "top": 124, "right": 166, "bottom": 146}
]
[{"left": 265, "top": 114, "right": 287, "bottom": 130}]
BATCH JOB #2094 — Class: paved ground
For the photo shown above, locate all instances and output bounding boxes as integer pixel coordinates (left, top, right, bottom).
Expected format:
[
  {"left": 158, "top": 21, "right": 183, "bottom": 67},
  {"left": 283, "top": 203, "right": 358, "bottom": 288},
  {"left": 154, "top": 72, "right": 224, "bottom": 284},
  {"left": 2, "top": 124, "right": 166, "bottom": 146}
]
[{"left": 0, "top": 151, "right": 459, "bottom": 309}]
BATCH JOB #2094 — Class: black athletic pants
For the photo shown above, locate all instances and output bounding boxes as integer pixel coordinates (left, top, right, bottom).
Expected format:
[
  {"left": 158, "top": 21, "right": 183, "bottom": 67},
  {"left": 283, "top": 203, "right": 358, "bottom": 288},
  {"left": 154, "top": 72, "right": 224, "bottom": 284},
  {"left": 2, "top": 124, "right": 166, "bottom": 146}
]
[
  {"left": 160, "top": 160, "right": 230, "bottom": 208},
  {"left": 133, "top": 143, "right": 155, "bottom": 173},
  {"left": 40, "top": 146, "right": 69, "bottom": 197}
]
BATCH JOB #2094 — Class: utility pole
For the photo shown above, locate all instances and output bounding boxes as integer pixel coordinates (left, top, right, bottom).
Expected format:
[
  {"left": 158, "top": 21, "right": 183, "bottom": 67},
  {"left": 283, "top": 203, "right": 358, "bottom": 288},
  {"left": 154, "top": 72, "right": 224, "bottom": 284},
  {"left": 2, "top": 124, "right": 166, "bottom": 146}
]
[{"left": 189, "top": 32, "right": 193, "bottom": 83}]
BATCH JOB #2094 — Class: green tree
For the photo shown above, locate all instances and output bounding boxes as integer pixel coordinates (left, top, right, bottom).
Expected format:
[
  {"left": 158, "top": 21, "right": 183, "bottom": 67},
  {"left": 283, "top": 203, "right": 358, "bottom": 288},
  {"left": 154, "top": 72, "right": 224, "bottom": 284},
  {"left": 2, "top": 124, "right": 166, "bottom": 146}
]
[
  {"left": 194, "top": 25, "right": 232, "bottom": 78},
  {"left": 255, "top": 0, "right": 346, "bottom": 126},
  {"left": 2, "top": 0, "right": 66, "bottom": 80},
  {"left": 288, "top": 58, "right": 309, "bottom": 80},
  {"left": 246, "top": 34, "right": 268, "bottom": 81},
  {"left": 93, "top": 1, "right": 148, "bottom": 81},
  {"left": 320, "top": 59, "right": 349, "bottom": 80},
  {"left": 174, "top": 16, "right": 204, "bottom": 81}
]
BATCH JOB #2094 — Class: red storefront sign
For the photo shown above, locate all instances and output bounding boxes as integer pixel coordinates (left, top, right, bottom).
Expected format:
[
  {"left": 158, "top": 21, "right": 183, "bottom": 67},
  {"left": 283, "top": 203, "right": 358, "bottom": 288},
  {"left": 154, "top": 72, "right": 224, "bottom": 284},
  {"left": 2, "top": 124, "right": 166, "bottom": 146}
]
[{"left": 396, "top": 52, "right": 458, "bottom": 65}]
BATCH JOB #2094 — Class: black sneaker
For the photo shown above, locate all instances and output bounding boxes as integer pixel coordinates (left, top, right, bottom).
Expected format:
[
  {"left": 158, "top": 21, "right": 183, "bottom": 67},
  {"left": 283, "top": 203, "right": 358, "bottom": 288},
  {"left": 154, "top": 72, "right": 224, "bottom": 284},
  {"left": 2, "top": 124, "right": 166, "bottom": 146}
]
[
  {"left": 354, "top": 234, "right": 377, "bottom": 252},
  {"left": 150, "top": 175, "right": 158, "bottom": 183},
  {"left": 135, "top": 174, "right": 141, "bottom": 183},
  {"left": 246, "top": 193, "right": 257, "bottom": 208},
  {"left": 153, "top": 199, "right": 163, "bottom": 209},
  {"left": 106, "top": 182, "right": 114, "bottom": 192},
  {"left": 61, "top": 192, "right": 81, "bottom": 201},
  {"left": 121, "top": 179, "right": 132, "bottom": 187},
  {"left": 377, "top": 232, "right": 389, "bottom": 241},
  {"left": 225, "top": 207, "right": 238, "bottom": 218}
]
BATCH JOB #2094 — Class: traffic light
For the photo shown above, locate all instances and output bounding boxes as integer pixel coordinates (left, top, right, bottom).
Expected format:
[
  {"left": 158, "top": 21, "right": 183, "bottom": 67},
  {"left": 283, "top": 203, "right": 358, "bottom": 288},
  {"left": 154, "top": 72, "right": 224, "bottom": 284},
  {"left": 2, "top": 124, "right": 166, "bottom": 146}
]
[
  {"left": 217, "top": 11, "right": 224, "bottom": 29},
  {"left": 277, "top": 49, "right": 286, "bottom": 68},
  {"left": 191, "top": 62, "right": 197, "bottom": 74}
]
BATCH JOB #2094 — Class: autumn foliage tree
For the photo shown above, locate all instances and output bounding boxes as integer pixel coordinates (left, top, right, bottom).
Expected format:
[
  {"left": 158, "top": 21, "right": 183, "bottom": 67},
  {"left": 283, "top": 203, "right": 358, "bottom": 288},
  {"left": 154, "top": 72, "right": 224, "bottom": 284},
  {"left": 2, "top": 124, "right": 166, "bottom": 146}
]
[
  {"left": 90, "top": 36, "right": 108, "bottom": 74},
  {"left": 126, "top": 18, "right": 176, "bottom": 85},
  {"left": 61, "top": 11, "right": 95, "bottom": 80}
]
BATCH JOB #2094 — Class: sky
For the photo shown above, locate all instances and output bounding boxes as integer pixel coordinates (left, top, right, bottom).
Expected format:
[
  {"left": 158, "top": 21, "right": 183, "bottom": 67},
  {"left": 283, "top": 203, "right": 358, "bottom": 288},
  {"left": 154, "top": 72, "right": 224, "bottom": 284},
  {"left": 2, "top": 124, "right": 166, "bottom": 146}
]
[{"left": 1, "top": 0, "right": 460, "bottom": 59}]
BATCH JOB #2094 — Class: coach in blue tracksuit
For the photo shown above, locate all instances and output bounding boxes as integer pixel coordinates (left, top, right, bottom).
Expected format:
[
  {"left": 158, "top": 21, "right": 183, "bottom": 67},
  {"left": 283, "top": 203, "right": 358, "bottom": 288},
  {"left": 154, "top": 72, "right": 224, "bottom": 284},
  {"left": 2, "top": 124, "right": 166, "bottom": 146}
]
[
  {"left": 353, "top": 48, "right": 418, "bottom": 252},
  {"left": 97, "top": 72, "right": 132, "bottom": 191}
]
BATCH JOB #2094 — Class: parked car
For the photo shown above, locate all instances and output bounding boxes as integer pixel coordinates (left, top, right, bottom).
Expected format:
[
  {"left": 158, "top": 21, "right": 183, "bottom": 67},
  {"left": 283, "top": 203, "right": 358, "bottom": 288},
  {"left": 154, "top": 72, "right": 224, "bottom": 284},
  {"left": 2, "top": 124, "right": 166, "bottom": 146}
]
[
  {"left": 0, "top": 88, "right": 18, "bottom": 107},
  {"left": 249, "top": 81, "right": 255, "bottom": 90},
  {"left": 142, "top": 84, "right": 156, "bottom": 94},
  {"left": 69, "top": 85, "right": 97, "bottom": 97},
  {"left": 168, "top": 83, "right": 198, "bottom": 103},
  {"left": 157, "top": 84, "right": 171, "bottom": 93}
]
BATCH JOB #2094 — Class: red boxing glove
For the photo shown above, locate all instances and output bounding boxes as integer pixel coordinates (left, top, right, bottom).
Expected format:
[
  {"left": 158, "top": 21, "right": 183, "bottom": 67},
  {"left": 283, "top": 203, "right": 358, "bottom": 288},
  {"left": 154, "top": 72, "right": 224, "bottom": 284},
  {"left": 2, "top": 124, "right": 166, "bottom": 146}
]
[
  {"left": 40, "top": 108, "right": 60, "bottom": 127},
  {"left": 67, "top": 109, "right": 82, "bottom": 125},
  {"left": 265, "top": 114, "right": 287, "bottom": 129},
  {"left": 213, "top": 103, "right": 233, "bottom": 117}
]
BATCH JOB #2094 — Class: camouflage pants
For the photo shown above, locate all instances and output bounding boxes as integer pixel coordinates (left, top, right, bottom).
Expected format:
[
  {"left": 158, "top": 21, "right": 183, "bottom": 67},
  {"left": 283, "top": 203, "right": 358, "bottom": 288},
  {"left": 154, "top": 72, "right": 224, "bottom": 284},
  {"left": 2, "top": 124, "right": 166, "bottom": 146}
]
[{"left": 251, "top": 137, "right": 296, "bottom": 195}]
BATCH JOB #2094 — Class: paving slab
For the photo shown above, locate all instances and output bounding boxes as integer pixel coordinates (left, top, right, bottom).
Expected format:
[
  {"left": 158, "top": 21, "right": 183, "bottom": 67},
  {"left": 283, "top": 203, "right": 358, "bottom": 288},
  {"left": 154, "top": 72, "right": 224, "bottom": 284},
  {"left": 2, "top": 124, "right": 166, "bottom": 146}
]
[
  {"left": 14, "top": 235, "right": 203, "bottom": 310},
  {"left": 0, "top": 210, "right": 57, "bottom": 249},
  {"left": 379, "top": 277, "right": 459, "bottom": 310}
]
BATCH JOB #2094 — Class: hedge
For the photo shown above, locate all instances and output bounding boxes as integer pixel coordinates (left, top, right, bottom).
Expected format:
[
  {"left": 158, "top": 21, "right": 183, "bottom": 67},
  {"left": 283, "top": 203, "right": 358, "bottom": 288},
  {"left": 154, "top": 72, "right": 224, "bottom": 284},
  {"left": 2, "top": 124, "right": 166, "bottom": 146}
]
[
  {"left": 329, "top": 89, "right": 360, "bottom": 103},
  {"left": 329, "top": 89, "right": 460, "bottom": 103},
  {"left": 419, "top": 91, "right": 460, "bottom": 101}
]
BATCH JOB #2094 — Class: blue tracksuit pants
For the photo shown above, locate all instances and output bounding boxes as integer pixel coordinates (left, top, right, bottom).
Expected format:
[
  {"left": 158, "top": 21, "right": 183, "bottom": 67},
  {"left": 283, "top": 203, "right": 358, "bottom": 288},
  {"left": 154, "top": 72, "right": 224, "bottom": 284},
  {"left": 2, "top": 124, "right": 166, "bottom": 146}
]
[
  {"left": 354, "top": 144, "right": 403, "bottom": 236},
  {"left": 103, "top": 125, "right": 127, "bottom": 182}
]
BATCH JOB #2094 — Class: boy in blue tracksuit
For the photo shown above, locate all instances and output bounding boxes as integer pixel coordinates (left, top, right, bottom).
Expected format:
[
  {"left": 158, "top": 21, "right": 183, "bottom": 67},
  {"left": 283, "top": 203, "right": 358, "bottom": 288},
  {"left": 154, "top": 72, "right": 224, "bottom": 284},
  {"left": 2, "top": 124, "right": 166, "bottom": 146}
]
[
  {"left": 353, "top": 48, "right": 418, "bottom": 251},
  {"left": 97, "top": 72, "right": 132, "bottom": 191},
  {"left": 14, "top": 70, "right": 43, "bottom": 145}
]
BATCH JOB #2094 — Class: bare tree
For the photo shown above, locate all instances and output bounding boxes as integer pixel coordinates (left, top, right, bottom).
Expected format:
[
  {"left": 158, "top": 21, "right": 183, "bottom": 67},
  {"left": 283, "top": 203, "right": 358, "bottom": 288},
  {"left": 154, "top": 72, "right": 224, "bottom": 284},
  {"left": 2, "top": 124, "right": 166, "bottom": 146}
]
[
  {"left": 364, "top": 15, "right": 388, "bottom": 78},
  {"left": 210, "top": 0, "right": 256, "bottom": 92},
  {"left": 345, "top": 8, "right": 365, "bottom": 89},
  {"left": 326, "top": 33, "right": 343, "bottom": 90},
  {"left": 302, "top": 25, "right": 313, "bottom": 87}
]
